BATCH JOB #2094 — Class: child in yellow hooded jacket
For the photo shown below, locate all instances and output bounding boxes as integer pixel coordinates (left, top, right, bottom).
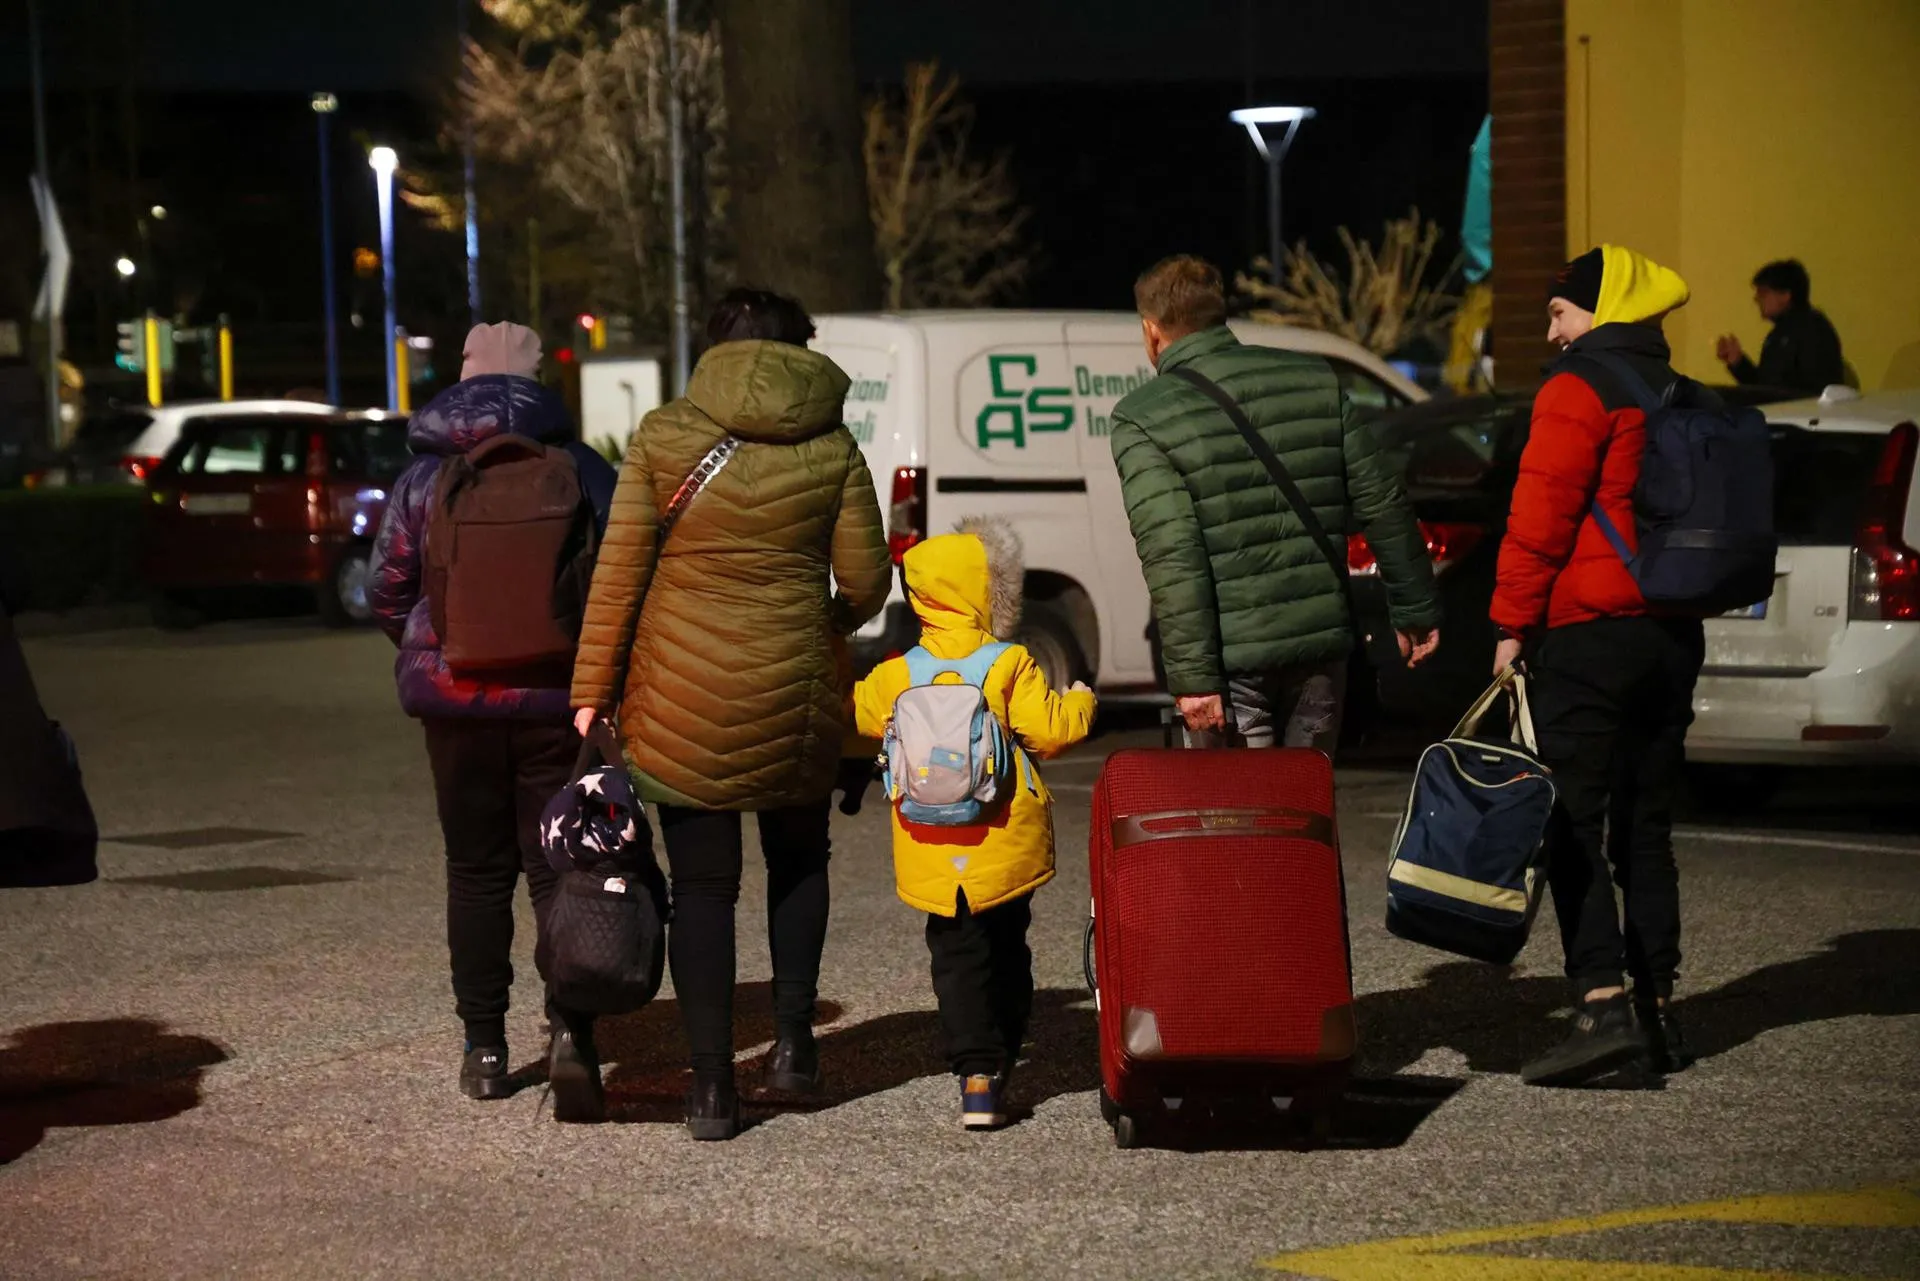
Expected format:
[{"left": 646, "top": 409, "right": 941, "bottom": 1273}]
[{"left": 853, "top": 518, "right": 1096, "bottom": 1128}]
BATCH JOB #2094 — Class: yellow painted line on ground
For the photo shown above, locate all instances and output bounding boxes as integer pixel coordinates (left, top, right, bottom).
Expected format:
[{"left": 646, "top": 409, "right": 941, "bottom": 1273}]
[{"left": 1264, "top": 1182, "right": 1920, "bottom": 1281}]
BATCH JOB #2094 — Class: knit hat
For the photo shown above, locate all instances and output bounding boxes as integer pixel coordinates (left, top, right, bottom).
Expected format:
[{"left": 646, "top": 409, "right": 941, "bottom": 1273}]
[
  {"left": 1547, "top": 248, "right": 1605, "bottom": 313},
  {"left": 459, "top": 322, "right": 543, "bottom": 380}
]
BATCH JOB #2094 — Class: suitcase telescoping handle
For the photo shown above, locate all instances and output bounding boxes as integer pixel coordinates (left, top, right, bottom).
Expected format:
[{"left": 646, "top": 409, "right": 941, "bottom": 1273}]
[{"left": 1454, "top": 668, "right": 1538, "bottom": 753}]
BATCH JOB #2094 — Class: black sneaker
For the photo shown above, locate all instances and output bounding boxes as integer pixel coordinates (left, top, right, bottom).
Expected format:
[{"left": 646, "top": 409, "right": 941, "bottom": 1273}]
[
  {"left": 1521, "top": 995, "right": 1646, "bottom": 1087},
  {"left": 460, "top": 1044, "right": 513, "bottom": 1101},
  {"left": 1638, "top": 998, "right": 1693, "bottom": 1074},
  {"left": 763, "top": 1030, "right": 822, "bottom": 1094},
  {"left": 546, "top": 1027, "right": 606, "bottom": 1123},
  {"left": 686, "top": 1075, "right": 741, "bottom": 1141}
]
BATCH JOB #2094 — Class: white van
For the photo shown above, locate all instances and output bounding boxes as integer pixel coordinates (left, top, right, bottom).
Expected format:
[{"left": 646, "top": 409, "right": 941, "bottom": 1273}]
[{"left": 811, "top": 310, "right": 1426, "bottom": 691}]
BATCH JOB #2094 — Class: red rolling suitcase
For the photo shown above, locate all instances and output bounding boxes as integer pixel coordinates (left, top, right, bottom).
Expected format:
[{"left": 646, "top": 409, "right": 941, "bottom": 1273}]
[{"left": 1089, "top": 746, "right": 1353, "bottom": 1148}]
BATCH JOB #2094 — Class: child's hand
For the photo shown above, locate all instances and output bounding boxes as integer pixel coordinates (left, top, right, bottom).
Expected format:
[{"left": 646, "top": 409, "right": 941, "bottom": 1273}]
[{"left": 1069, "top": 680, "right": 1092, "bottom": 695}]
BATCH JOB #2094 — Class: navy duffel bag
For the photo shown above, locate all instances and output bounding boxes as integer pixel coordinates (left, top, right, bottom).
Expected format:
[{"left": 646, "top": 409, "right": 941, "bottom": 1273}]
[{"left": 1385, "top": 670, "right": 1557, "bottom": 965}]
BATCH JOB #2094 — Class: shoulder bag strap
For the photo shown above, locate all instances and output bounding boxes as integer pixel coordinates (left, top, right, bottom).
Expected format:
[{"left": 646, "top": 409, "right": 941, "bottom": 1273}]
[
  {"left": 659, "top": 435, "right": 741, "bottom": 539},
  {"left": 1167, "top": 366, "right": 1347, "bottom": 590}
]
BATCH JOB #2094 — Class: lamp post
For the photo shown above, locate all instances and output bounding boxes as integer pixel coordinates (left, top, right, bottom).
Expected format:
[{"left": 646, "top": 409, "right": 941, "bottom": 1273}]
[
  {"left": 313, "top": 93, "right": 342, "bottom": 405},
  {"left": 1230, "top": 105, "right": 1315, "bottom": 283},
  {"left": 369, "top": 145, "right": 399, "bottom": 412}
]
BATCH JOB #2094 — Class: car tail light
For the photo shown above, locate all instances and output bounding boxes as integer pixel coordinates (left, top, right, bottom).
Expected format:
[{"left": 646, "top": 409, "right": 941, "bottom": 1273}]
[
  {"left": 889, "top": 467, "right": 926, "bottom": 564},
  {"left": 1849, "top": 422, "right": 1919, "bottom": 622},
  {"left": 1348, "top": 521, "right": 1486, "bottom": 578},
  {"left": 124, "top": 455, "right": 164, "bottom": 482}
]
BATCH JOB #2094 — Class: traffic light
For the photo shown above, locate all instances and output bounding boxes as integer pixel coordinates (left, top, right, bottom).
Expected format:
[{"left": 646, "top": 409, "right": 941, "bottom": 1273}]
[{"left": 116, "top": 320, "right": 145, "bottom": 373}]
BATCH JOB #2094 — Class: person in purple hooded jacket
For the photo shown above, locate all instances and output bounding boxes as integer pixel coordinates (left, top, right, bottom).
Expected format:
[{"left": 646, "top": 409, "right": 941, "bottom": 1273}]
[{"left": 368, "top": 322, "right": 616, "bottom": 1101}]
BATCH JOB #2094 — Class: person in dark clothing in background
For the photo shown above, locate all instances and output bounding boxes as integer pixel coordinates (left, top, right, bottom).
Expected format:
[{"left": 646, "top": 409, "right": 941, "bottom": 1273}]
[
  {"left": 1716, "top": 259, "right": 1847, "bottom": 394},
  {"left": 368, "top": 322, "right": 616, "bottom": 1103},
  {"left": 1493, "top": 245, "right": 1704, "bottom": 1088}
]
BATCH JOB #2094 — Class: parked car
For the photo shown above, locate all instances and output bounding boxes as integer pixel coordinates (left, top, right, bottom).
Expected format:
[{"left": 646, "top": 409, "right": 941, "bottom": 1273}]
[
  {"left": 1349, "top": 385, "right": 1920, "bottom": 769},
  {"left": 811, "top": 310, "right": 1426, "bottom": 691},
  {"left": 29, "top": 399, "right": 337, "bottom": 488},
  {"left": 143, "top": 411, "right": 408, "bottom": 627}
]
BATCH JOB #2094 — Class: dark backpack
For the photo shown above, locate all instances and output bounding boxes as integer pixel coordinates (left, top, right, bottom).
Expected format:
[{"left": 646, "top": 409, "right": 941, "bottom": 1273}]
[
  {"left": 424, "top": 434, "right": 597, "bottom": 675},
  {"left": 1577, "top": 350, "right": 1777, "bottom": 615}
]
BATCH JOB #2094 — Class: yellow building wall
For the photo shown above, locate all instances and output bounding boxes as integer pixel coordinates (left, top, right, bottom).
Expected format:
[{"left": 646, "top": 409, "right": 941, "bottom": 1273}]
[{"left": 1566, "top": 0, "right": 1920, "bottom": 390}]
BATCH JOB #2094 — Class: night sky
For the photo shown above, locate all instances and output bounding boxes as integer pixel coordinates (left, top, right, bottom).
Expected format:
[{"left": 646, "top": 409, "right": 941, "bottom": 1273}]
[{"left": 4, "top": 1, "right": 1487, "bottom": 399}]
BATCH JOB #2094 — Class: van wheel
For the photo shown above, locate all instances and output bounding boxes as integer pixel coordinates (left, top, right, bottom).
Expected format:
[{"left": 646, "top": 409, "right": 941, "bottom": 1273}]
[
  {"left": 149, "top": 590, "right": 202, "bottom": 631},
  {"left": 1687, "top": 764, "right": 1782, "bottom": 814},
  {"left": 1018, "top": 599, "right": 1089, "bottom": 692},
  {"left": 318, "top": 548, "right": 374, "bottom": 628}
]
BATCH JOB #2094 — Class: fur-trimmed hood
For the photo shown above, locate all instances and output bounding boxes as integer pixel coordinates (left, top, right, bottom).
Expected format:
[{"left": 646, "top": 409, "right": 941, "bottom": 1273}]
[{"left": 901, "top": 516, "right": 1024, "bottom": 640}]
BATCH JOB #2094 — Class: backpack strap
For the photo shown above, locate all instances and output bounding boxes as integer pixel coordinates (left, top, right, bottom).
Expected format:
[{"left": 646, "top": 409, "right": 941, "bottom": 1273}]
[
  {"left": 1560, "top": 349, "right": 1665, "bottom": 416},
  {"left": 903, "top": 641, "right": 1012, "bottom": 689}
]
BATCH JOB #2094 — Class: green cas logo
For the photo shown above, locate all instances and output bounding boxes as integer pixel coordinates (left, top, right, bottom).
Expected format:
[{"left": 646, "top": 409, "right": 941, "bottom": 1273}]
[{"left": 977, "top": 354, "right": 1075, "bottom": 448}]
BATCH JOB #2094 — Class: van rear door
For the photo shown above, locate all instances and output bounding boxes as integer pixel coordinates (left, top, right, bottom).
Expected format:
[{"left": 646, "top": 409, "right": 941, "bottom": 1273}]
[{"left": 812, "top": 317, "right": 920, "bottom": 650}]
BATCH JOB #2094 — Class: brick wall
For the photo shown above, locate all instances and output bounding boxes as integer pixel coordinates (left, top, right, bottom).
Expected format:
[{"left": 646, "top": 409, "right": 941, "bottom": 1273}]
[{"left": 1489, "top": 0, "right": 1567, "bottom": 389}]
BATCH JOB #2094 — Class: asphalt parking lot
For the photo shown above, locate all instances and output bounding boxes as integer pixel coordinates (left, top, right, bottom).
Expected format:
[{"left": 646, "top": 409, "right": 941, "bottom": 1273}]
[{"left": 3, "top": 620, "right": 1917, "bottom": 1280}]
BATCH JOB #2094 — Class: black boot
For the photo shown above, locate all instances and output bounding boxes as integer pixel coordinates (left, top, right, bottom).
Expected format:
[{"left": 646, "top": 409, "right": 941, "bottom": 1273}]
[
  {"left": 1521, "top": 993, "right": 1645, "bottom": 1087},
  {"left": 460, "top": 1043, "right": 513, "bottom": 1101},
  {"left": 547, "top": 1025, "right": 605, "bottom": 1123},
  {"left": 686, "top": 1073, "right": 741, "bottom": 1141},
  {"left": 1636, "top": 992, "right": 1693, "bottom": 1074},
  {"left": 763, "top": 1028, "right": 822, "bottom": 1094}
]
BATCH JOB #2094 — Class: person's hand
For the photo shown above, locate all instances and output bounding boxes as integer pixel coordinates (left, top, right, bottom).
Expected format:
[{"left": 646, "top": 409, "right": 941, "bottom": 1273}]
[
  {"left": 1069, "top": 680, "right": 1092, "bottom": 695},
  {"left": 1397, "top": 627, "right": 1441, "bottom": 668},
  {"left": 573, "top": 707, "right": 600, "bottom": 738},
  {"left": 1493, "top": 636, "right": 1523, "bottom": 678},
  {"left": 1716, "top": 334, "right": 1744, "bottom": 367},
  {"left": 1177, "top": 694, "right": 1226, "bottom": 733}
]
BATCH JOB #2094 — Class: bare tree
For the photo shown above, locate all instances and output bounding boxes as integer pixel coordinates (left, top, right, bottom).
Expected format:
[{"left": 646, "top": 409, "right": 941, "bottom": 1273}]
[
  {"left": 864, "top": 63, "right": 1030, "bottom": 310},
  {"left": 462, "top": 0, "right": 728, "bottom": 339},
  {"left": 716, "top": 0, "right": 879, "bottom": 311},
  {"left": 1237, "top": 210, "right": 1461, "bottom": 357}
]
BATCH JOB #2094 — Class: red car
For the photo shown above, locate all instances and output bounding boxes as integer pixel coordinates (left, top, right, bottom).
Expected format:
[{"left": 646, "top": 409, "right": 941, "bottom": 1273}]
[{"left": 144, "top": 411, "right": 409, "bottom": 627}]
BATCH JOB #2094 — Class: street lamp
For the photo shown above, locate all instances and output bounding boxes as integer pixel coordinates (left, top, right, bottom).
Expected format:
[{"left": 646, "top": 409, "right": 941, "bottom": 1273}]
[
  {"left": 369, "top": 144, "right": 399, "bottom": 412},
  {"left": 149, "top": 204, "right": 168, "bottom": 221},
  {"left": 1230, "top": 105, "right": 1316, "bottom": 283},
  {"left": 115, "top": 257, "right": 137, "bottom": 278},
  {"left": 313, "top": 92, "right": 341, "bottom": 406}
]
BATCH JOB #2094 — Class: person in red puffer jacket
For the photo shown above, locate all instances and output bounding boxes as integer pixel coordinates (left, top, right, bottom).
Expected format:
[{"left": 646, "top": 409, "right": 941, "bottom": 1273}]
[{"left": 1490, "top": 245, "right": 1706, "bottom": 1089}]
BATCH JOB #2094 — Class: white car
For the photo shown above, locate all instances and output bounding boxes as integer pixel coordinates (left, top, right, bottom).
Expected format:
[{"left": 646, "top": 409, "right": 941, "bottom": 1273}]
[
  {"left": 45, "top": 399, "right": 338, "bottom": 486},
  {"left": 1690, "top": 387, "right": 1920, "bottom": 765},
  {"left": 811, "top": 310, "right": 1426, "bottom": 691}
]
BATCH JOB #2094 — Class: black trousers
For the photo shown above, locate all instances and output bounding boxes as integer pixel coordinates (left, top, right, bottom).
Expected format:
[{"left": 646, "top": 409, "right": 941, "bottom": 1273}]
[
  {"left": 658, "top": 801, "right": 833, "bottom": 1078},
  {"left": 1528, "top": 617, "right": 1705, "bottom": 999},
  {"left": 423, "top": 718, "right": 577, "bottom": 1047},
  {"left": 925, "top": 890, "right": 1034, "bottom": 1078}
]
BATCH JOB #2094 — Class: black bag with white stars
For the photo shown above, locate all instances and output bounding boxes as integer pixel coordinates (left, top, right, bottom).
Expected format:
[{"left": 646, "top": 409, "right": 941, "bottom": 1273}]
[{"left": 542, "top": 722, "right": 667, "bottom": 1014}]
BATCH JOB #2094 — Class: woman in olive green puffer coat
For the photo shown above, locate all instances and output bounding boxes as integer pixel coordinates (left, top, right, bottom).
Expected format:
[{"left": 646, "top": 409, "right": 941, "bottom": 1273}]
[{"left": 566, "top": 289, "right": 890, "bottom": 1139}]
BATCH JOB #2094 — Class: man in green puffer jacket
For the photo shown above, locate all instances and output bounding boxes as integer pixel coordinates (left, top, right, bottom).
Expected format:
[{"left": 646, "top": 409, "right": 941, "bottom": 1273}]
[{"left": 1109, "top": 255, "right": 1442, "bottom": 750}]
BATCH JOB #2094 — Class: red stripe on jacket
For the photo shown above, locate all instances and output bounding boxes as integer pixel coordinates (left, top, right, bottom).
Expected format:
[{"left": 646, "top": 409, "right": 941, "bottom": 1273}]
[{"left": 1490, "top": 371, "right": 1650, "bottom": 637}]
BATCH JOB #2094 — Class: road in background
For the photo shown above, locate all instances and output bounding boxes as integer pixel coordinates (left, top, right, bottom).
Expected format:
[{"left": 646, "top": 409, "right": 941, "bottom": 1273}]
[{"left": 3, "top": 622, "right": 1916, "bottom": 1279}]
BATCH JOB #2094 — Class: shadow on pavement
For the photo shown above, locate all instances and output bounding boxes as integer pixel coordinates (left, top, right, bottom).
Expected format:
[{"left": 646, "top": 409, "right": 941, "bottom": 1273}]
[
  {"left": 588, "top": 985, "right": 1096, "bottom": 1126},
  {"left": 1673, "top": 929, "right": 1920, "bottom": 1063},
  {"left": 1355, "top": 928, "right": 1920, "bottom": 1081},
  {"left": 586, "top": 982, "right": 1462, "bottom": 1149},
  {"left": 0, "top": 1018, "right": 230, "bottom": 1165}
]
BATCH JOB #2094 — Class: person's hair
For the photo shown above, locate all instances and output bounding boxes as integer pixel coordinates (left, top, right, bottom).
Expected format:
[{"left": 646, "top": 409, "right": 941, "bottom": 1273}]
[
  {"left": 1134, "top": 255, "right": 1228, "bottom": 336},
  {"left": 704, "top": 287, "right": 815, "bottom": 348},
  {"left": 1751, "top": 259, "right": 1810, "bottom": 307}
]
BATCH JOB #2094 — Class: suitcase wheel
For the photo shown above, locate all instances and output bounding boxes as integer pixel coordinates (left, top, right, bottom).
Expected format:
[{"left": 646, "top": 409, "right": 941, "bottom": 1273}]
[{"left": 1113, "top": 1111, "right": 1143, "bottom": 1150}]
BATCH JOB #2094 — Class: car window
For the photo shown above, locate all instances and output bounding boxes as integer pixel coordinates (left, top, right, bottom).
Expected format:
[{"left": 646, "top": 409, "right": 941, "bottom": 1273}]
[
  {"left": 1770, "top": 427, "right": 1884, "bottom": 547},
  {"left": 173, "top": 418, "right": 308, "bottom": 477},
  {"left": 329, "top": 420, "right": 412, "bottom": 481},
  {"left": 1369, "top": 401, "right": 1529, "bottom": 495},
  {"left": 1332, "top": 361, "right": 1408, "bottom": 422}
]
